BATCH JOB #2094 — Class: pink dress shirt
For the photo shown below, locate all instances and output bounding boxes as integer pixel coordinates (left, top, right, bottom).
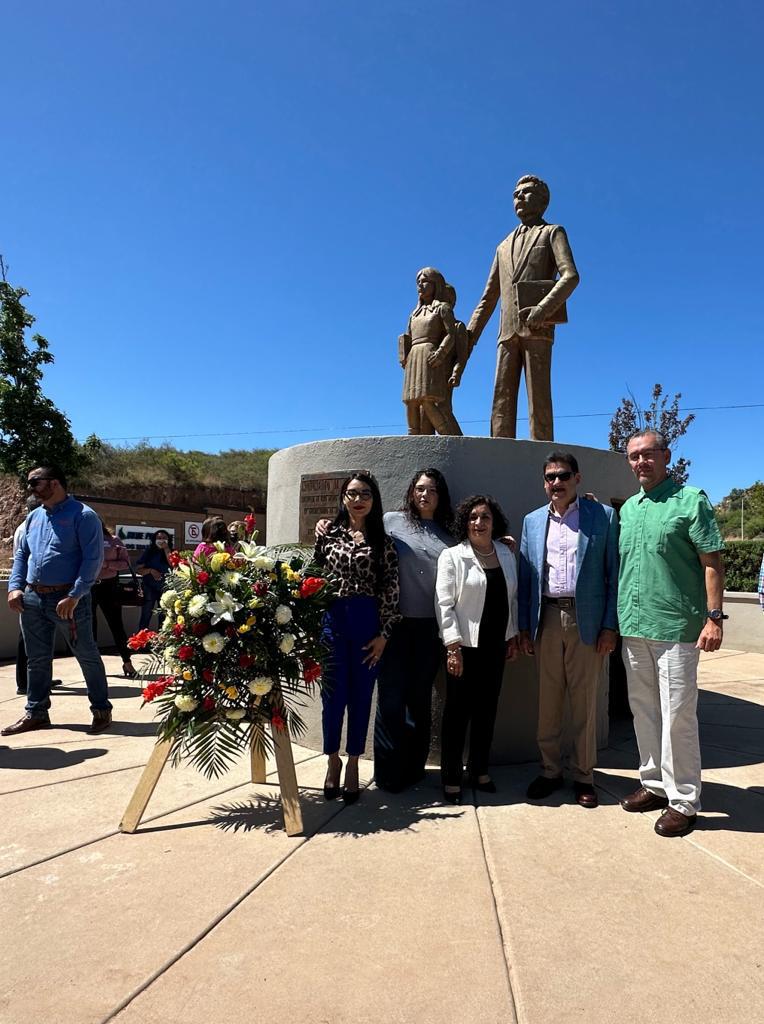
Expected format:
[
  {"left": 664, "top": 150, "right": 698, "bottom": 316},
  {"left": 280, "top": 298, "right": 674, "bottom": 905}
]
[{"left": 543, "top": 499, "right": 579, "bottom": 598}]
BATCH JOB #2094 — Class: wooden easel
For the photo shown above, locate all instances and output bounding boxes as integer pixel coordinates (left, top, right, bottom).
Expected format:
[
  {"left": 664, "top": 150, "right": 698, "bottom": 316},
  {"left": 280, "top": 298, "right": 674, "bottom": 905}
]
[{"left": 119, "top": 723, "right": 304, "bottom": 836}]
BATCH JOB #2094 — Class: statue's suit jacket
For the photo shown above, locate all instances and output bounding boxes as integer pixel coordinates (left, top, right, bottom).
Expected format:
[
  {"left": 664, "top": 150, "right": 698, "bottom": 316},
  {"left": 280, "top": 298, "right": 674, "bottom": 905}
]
[
  {"left": 518, "top": 497, "right": 619, "bottom": 647},
  {"left": 468, "top": 221, "right": 579, "bottom": 345}
]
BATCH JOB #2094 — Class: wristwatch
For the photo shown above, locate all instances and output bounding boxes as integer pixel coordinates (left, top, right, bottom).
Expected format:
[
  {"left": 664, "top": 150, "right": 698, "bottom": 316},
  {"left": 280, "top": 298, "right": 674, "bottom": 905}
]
[{"left": 706, "top": 609, "right": 728, "bottom": 622}]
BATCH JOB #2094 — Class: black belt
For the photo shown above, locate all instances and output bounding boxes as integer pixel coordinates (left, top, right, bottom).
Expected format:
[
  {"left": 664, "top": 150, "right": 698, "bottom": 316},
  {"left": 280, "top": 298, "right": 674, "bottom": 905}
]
[
  {"left": 27, "top": 582, "right": 73, "bottom": 594},
  {"left": 543, "top": 596, "right": 575, "bottom": 609}
]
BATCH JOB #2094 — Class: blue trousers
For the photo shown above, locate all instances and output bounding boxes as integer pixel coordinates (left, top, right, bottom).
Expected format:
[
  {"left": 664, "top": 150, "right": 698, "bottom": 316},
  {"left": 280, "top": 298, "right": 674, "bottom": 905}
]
[
  {"left": 139, "top": 578, "right": 164, "bottom": 630},
  {"left": 321, "top": 596, "right": 381, "bottom": 756},
  {"left": 21, "top": 590, "right": 112, "bottom": 718}
]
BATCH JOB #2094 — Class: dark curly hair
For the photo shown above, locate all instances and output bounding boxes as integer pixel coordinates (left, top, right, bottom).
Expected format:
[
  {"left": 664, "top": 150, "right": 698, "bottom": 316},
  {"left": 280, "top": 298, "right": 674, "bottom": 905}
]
[
  {"left": 401, "top": 467, "right": 454, "bottom": 533},
  {"left": 453, "top": 494, "right": 508, "bottom": 543}
]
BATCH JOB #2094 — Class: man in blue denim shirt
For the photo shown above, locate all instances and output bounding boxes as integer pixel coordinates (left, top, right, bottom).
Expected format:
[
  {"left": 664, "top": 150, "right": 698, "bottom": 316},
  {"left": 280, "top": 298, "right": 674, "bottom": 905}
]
[{"left": 2, "top": 465, "right": 113, "bottom": 736}]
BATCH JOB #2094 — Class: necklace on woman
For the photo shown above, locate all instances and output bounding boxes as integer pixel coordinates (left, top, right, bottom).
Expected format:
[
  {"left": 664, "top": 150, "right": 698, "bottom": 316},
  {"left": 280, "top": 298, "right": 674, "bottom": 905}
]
[{"left": 474, "top": 543, "right": 496, "bottom": 566}]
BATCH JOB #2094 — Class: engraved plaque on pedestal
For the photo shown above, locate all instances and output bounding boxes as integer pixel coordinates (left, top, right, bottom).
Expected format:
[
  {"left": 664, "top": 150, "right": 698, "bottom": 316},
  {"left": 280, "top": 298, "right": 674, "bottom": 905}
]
[{"left": 298, "top": 473, "right": 347, "bottom": 545}]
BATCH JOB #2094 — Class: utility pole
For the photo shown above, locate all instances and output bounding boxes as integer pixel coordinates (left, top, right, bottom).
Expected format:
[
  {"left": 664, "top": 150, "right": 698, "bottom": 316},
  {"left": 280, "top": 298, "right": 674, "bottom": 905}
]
[{"left": 741, "top": 495, "right": 745, "bottom": 540}]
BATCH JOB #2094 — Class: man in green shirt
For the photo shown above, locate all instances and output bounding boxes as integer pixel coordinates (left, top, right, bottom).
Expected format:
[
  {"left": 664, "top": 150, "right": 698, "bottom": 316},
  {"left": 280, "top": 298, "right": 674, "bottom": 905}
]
[{"left": 618, "top": 429, "right": 725, "bottom": 838}]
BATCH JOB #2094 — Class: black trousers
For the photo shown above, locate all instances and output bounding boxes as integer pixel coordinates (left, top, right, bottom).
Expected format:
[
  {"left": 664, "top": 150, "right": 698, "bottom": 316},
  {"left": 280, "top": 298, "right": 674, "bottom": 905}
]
[
  {"left": 374, "top": 618, "right": 442, "bottom": 789},
  {"left": 440, "top": 641, "right": 506, "bottom": 786},
  {"left": 91, "top": 577, "right": 132, "bottom": 662}
]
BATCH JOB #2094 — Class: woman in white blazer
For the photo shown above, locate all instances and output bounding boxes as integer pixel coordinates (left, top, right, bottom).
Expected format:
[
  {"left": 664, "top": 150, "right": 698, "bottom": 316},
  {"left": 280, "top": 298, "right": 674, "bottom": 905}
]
[{"left": 435, "top": 494, "right": 519, "bottom": 803}]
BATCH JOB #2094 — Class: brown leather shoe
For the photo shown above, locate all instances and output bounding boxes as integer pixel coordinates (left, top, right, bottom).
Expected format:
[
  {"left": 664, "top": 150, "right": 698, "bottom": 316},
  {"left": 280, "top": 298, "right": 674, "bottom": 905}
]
[
  {"left": 87, "top": 710, "right": 112, "bottom": 735},
  {"left": 620, "top": 786, "right": 669, "bottom": 813},
  {"left": 654, "top": 808, "right": 697, "bottom": 838},
  {"left": 574, "top": 782, "right": 599, "bottom": 808},
  {"left": 1, "top": 713, "right": 52, "bottom": 736},
  {"left": 526, "top": 775, "right": 564, "bottom": 800}
]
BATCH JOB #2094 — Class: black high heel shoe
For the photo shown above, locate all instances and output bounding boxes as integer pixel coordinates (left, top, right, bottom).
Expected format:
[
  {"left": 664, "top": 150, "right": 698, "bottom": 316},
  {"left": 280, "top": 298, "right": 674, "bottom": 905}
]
[
  {"left": 122, "top": 661, "right": 137, "bottom": 679},
  {"left": 324, "top": 762, "right": 342, "bottom": 801},
  {"left": 443, "top": 788, "right": 462, "bottom": 805}
]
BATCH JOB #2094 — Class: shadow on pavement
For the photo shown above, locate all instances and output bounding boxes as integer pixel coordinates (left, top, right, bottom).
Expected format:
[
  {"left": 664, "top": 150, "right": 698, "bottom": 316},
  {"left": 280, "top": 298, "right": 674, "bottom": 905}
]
[{"left": 0, "top": 746, "right": 108, "bottom": 771}]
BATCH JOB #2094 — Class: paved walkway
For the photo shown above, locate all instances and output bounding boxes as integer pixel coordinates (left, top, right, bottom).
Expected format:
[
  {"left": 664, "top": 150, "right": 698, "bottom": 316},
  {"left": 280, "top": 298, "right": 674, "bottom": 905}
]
[{"left": 0, "top": 649, "right": 762, "bottom": 1024}]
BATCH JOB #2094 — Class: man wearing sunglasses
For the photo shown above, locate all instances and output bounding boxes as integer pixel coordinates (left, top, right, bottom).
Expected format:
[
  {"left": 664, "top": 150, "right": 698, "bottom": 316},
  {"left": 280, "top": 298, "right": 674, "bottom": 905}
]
[
  {"left": 518, "top": 451, "right": 619, "bottom": 808},
  {"left": 2, "top": 465, "right": 112, "bottom": 737},
  {"left": 618, "top": 430, "right": 724, "bottom": 838}
]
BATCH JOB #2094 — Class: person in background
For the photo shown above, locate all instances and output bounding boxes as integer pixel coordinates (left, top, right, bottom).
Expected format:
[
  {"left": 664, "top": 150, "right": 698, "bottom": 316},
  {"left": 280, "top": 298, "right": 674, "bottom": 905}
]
[
  {"left": 136, "top": 530, "right": 173, "bottom": 630},
  {"left": 373, "top": 468, "right": 455, "bottom": 792},
  {"left": 12, "top": 496, "right": 48, "bottom": 695},
  {"left": 2, "top": 465, "right": 112, "bottom": 736},
  {"left": 228, "top": 520, "right": 246, "bottom": 545},
  {"left": 193, "top": 516, "right": 233, "bottom": 558},
  {"left": 91, "top": 521, "right": 137, "bottom": 678},
  {"left": 313, "top": 472, "right": 400, "bottom": 804},
  {"left": 435, "top": 494, "right": 519, "bottom": 803}
]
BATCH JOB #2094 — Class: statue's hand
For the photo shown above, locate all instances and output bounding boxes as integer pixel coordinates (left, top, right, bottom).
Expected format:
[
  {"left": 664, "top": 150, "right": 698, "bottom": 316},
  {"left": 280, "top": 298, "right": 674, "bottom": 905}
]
[
  {"left": 520, "top": 305, "right": 546, "bottom": 329},
  {"left": 427, "top": 349, "right": 445, "bottom": 368},
  {"left": 448, "top": 372, "right": 461, "bottom": 389},
  {"left": 399, "top": 354, "right": 408, "bottom": 368}
]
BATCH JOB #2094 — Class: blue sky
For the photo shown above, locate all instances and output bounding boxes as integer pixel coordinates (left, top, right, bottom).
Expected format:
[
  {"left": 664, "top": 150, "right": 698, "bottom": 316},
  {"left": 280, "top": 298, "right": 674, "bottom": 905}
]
[{"left": 1, "top": 0, "right": 762, "bottom": 503}]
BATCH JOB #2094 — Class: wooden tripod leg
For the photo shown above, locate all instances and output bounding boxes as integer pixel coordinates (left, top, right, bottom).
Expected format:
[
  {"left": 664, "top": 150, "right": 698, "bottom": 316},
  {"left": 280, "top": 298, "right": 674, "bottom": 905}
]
[
  {"left": 271, "top": 724, "right": 303, "bottom": 836},
  {"left": 250, "top": 724, "right": 267, "bottom": 784},
  {"left": 120, "top": 739, "right": 173, "bottom": 833}
]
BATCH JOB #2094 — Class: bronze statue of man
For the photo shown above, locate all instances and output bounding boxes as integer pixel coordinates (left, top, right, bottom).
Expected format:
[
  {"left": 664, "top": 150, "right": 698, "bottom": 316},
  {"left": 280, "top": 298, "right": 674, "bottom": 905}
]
[{"left": 467, "top": 175, "right": 579, "bottom": 440}]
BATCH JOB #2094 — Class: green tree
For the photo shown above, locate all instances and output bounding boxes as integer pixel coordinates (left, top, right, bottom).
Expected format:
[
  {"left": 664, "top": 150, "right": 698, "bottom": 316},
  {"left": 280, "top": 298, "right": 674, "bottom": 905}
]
[
  {"left": 609, "top": 383, "right": 695, "bottom": 485},
  {"left": 0, "top": 257, "right": 87, "bottom": 479}
]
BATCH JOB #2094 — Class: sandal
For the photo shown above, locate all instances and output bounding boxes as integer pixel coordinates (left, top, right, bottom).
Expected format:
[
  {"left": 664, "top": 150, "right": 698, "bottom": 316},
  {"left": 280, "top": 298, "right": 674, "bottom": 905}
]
[{"left": 123, "top": 661, "right": 137, "bottom": 679}]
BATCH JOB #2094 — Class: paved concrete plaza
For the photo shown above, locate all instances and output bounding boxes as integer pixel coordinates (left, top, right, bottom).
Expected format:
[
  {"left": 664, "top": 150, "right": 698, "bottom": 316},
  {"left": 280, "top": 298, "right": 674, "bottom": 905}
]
[{"left": 1, "top": 648, "right": 762, "bottom": 1024}]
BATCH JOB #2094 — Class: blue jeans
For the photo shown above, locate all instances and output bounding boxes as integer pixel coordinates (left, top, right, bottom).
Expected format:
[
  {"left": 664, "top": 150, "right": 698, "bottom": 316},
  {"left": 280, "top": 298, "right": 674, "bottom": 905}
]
[
  {"left": 139, "top": 578, "right": 164, "bottom": 630},
  {"left": 21, "top": 590, "right": 112, "bottom": 718},
  {"left": 321, "top": 596, "right": 380, "bottom": 756}
]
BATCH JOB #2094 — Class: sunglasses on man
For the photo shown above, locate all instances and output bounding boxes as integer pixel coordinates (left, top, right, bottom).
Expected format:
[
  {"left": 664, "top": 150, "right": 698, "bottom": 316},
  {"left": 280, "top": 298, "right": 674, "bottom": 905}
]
[{"left": 544, "top": 470, "right": 574, "bottom": 483}]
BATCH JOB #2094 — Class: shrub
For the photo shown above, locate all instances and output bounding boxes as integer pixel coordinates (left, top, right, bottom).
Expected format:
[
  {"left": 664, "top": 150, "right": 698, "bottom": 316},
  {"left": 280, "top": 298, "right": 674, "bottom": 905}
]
[{"left": 724, "top": 540, "right": 764, "bottom": 593}]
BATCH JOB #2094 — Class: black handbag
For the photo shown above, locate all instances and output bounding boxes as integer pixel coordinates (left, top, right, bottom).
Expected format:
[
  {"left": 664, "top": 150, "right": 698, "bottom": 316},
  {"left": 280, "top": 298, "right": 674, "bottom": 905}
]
[{"left": 116, "top": 568, "right": 144, "bottom": 607}]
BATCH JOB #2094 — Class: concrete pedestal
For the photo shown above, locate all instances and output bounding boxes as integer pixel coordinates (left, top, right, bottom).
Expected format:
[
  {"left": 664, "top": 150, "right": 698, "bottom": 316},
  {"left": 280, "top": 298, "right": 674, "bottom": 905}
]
[{"left": 267, "top": 435, "right": 637, "bottom": 763}]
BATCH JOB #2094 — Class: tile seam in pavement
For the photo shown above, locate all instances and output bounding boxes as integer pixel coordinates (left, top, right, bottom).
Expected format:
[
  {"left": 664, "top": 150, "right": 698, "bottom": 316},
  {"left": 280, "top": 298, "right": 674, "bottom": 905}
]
[
  {"left": 0, "top": 747, "right": 323, "bottom": 797},
  {"left": 98, "top": 781, "right": 361, "bottom": 1024},
  {"left": 595, "top": 779, "right": 764, "bottom": 890},
  {"left": 471, "top": 797, "right": 521, "bottom": 1024},
  {"left": 0, "top": 756, "right": 321, "bottom": 879}
]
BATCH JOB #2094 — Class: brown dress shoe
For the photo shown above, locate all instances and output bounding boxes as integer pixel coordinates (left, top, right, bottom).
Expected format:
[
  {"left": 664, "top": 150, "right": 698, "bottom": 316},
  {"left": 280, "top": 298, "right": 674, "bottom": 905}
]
[
  {"left": 87, "top": 710, "right": 112, "bottom": 735},
  {"left": 1, "top": 713, "right": 52, "bottom": 736},
  {"left": 573, "top": 782, "right": 599, "bottom": 808},
  {"left": 620, "top": 786, "right": 669, "bottom": 813},
  {"left": 655, "top": 808, "right": 697, "bottom": 837}
]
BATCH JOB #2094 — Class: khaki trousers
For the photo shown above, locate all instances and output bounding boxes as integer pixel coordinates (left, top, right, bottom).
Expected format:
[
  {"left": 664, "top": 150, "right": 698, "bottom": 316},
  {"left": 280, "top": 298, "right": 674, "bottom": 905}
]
[
  {"left": 536, "top": 602, "right": 602, "bottom": 783},
  {"left": 491, "top": 335, "right": 553, "bottom": 440}
]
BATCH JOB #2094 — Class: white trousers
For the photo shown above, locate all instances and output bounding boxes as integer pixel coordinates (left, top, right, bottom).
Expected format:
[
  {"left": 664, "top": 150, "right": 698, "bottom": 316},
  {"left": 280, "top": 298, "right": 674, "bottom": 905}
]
[{"left": 622, "top": 637, "right": 701, "bottom": 816}]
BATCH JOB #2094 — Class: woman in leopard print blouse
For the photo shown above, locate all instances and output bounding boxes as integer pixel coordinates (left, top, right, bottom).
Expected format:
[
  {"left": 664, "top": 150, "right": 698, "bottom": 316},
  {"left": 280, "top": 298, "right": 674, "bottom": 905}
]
[{"left": 313, "top": 471, "right": 400, "bottom": 803}]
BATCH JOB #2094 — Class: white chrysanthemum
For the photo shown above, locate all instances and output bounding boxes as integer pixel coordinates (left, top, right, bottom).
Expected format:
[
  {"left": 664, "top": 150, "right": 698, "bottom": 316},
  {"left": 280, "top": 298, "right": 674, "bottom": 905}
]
[
  {"left": 248, "top": 676, "right": 273, "bottom": 696},
  {"left": 220, "top": 570, "right": 242, "bottom": 588},
  {"left": 187, "top": 594, "right": 209, "bottom": 618},
  {"left": 274, "top": 604, "right": 293, "bottom": 625},
  {"left": 279, "top": 633, "right": 295, "bottom": 654},
  {"left": 174, "top": 694, "right": 199, "bottom": 712},
  {"left": 225, "top": 708, "right": 247, "bottom": 720},
  {"left": 252, "top": 555, "right": 275, "bottom": 570},
  {"left": 202, "top": 632, "right": 226, "bottom": 653},
  {"left": 160, "top": 590, "right": 179, "bottom": 610}
]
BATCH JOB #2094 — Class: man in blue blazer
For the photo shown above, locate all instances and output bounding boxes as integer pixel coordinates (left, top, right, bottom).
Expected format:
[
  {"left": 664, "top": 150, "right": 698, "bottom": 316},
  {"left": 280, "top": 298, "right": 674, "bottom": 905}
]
[{"left": 518, "top": 451, "right": 619, "bottom": 807}]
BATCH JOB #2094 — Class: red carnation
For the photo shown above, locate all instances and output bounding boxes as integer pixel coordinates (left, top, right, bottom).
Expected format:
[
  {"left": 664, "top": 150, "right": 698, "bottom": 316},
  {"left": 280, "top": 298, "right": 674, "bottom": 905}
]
[
  {"left": 168, "top": 551, "right": 182, "bottom": 567},
  {"left": 238, "top": 654, "right": 254, "bottom": 668},
  {"left": 271, "top": 711, "right": 286, "bottom": 731},
  {"left": 244, "top": 513, "right": 256, "bottom": 534},
  {"left": 253, "top": 582, "right": 268, "bottom": 597},
  {"left": 302, "top": 658, "right": 321, "bottom": 684},
  {"left": 192, "top": 621, "right": 210, "bottom": 636},
  {"left": 128, "top": 629, "right": 158, "bottom": 651},
  {"left": 225, "top": 625, "right": 236, "bottom": 638},
  {"left": 202, "top": 696, "right": 216, "bottom": 711},
  {"left": 177, "top": 645, "right": 195, "bottom": 661},
  {"left": 196, "top": 570, "right": 210, "bottom": 584},
  {"left": 299, "top": 577, "right": 325, "bottom": 598},
  {"left": 202, "top": 668, "right": 214, "bottom": 683},
  {"left": 172, "top": 623, "right": 184, "bottom": 637},
  {"left": 142, "top": 683, "right": 158, "bottom": 702}
]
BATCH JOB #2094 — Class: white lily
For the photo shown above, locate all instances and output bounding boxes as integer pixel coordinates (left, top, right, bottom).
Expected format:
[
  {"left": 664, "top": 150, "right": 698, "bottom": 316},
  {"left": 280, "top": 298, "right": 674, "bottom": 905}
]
[{"left": 208, "top": 589, "right": 243, "bottom": 624}]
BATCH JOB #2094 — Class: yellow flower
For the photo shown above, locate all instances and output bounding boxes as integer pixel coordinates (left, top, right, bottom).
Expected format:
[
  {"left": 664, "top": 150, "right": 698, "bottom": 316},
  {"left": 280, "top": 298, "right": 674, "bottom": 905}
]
[
  {"left": 291, "top": 589, "right": 299, "bottom": 598},
  {"left": 210, "top": 552, "right": 231, "bottom": 572},
  {"left": 225, "top": 685, "right": 238, "bottom": 699},
  {"left": 246, "top": 615, "right": 257, "bottom": 626},
  {"left": 182, "top": 670, "right": 193, "bottom": 681},
  {"left": 248, "top": 597, "right": 262, "bottom": 609},
  {"left": 238, "top": 624, "right": 250, "bottom": 634},
  {"left": 174, "top": 600, "right": 183, "bottom": 614},
  {"left": 184, "top": 589, "right": 192, "bottom": 598},
  {"left": 176, "top": 615, "right": 185, "bottom": 627}
]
